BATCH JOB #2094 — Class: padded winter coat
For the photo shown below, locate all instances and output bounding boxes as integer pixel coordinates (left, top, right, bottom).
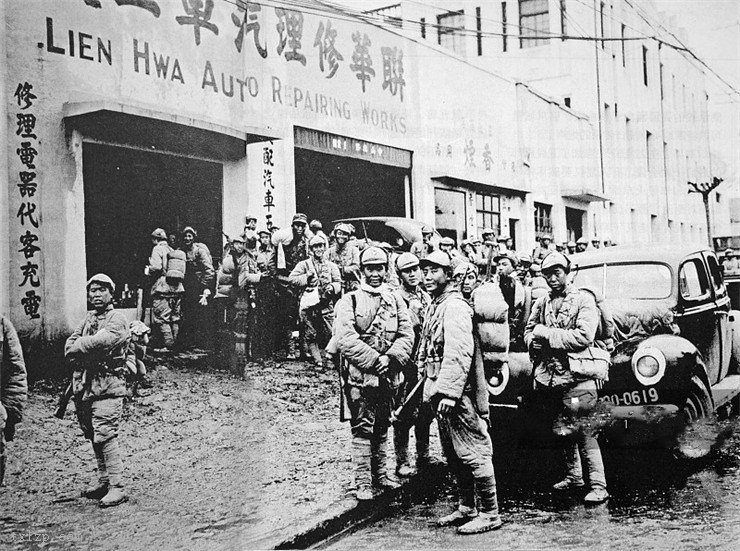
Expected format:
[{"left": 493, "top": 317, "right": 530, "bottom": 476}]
[
  {"left": 289, "top": 258, "right": 341, "bottom": 297},
  {"left": 182, "top": 242, "right": 215, "bottom": 289},
  {"left": 1, "top": 315, "right": 27, "bottom": 431},
  {"left": 148, "top": 240, "right": 184, "bottom": 295}
]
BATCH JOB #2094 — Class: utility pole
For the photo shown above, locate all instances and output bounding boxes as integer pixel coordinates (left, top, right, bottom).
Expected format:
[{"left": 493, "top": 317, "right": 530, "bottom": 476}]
[{"left": 688, "top": 176, "right": 723, "bottom": 246}]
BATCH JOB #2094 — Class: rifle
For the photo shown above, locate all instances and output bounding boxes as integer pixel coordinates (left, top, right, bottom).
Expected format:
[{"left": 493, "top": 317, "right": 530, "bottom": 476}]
[
  {"left": 54, "top": 381, "right": 74, "bottom": 419},
  {"left": 390, "top": 373, "right": 427, "bottom": 423}
]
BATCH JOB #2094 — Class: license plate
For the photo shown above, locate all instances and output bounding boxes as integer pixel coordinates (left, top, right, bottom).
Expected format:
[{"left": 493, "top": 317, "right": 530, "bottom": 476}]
[{"left": 600, "top": 388, "right": 659, "bottom": 406}]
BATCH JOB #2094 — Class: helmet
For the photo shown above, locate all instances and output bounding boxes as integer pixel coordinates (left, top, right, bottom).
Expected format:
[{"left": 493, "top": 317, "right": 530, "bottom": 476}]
[
  {"left": 87, "top": 273, "right": 115, "bottom": 293},
  {"left": 308, "top": 235, "right": 327, "bottom": 248},
  {"left": 151, "top": 228, "right": 167, "bottom": 240},
  {"left": 541, "top": 251, "right": 570, "bottom": 272},
  {"left": 395, "top": 252, "right": 419, "bottom": 272},
  {"left": 360, "top": 246, "right": 388, "bottom": 266},
  {"left": 420, "top": 250, "right": 452, "bottom": 269}
]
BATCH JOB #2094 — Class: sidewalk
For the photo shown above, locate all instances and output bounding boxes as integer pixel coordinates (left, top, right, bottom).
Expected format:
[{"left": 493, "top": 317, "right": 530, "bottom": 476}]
[{"left": 0, "top": 353, "right": 441, "bottom": 550}]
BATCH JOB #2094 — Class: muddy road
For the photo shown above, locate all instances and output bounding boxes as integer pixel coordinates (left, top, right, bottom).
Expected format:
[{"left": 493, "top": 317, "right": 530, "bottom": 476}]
[{"left": 324, "top": 417, "right": 740, "bottom": 550}]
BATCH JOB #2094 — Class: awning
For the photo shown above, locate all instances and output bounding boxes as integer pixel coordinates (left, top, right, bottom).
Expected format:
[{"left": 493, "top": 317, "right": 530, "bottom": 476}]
[
  {"left": 561, "top": 188, "right": 610, "bottom": 202},
  {"left": 431, "top": 172, "right": 530, "bottom": 196},
  {"left": 63, "top": 101, "right": 278, "bottom": 161}
]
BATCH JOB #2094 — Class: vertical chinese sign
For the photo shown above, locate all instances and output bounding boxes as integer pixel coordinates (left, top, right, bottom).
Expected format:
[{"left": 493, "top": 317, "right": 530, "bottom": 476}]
[
  {"left": 13, "top": 82, "right": 43, "bottom": 322},
  {"left": 262, "top": 141, "right": 275, "bottom": 229}
]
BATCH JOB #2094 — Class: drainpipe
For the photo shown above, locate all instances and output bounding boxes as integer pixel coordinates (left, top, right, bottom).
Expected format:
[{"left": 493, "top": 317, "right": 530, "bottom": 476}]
[{"left": 593, "top": 0, "right": 605, "bottom": 196}]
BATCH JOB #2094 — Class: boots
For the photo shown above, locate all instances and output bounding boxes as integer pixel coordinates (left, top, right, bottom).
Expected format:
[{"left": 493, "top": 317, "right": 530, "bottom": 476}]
[
  {"left": 372, "top": 437, "right": 400, "bottom": 490},
  {"left": 352, "top": 437, "right": 374, "bottom": 500},
  {"left": 394, "top": 428, "right": 415, "bottom": 477},
  {"left": 82, "top": 443, "right": 108, "bottom": 499},
  {"left": 99, "top": 439, "right": 127, "bottom": 507}
]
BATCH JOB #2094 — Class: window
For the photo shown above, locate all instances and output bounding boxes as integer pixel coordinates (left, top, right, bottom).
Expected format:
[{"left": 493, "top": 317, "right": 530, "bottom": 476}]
[
  {"left": 502, "top": 2, "right": 508, "bottom": 51},
  {"left": 599, "top": 2, "right": 605, "bottom": 49},
  {"left": 420, "top": 17, "right": 426, "bottom": 39},
  {"left": 642, "top": 45, "right": 649, "bottom": 86},
  {"left": 560, "top": 0, "right": 567, "bottom": 41},
  {"left": 435, "top": 188, "right": 468, "bottom": 244},
  {"left": 534, "top": 202, "right": 552, "bottom": 238},
  {"left": 476, "top": 192, "right": 501, "bottom": 236},
  {"left": 564, "top": 97, "right": 571, "bottom": 108},
  {"left": 572, "top": 263, "right": 672, "bottom": 300},
  {"left": 620, "top": 24, "right": 626, "bottom": 66},
  {"left": 438, "top": 10, "right": 466, "bottom": 55},
  {"left": 706, "top": 254, "right": 726, "bottom": 298},
  {"left": 519, "top": 0, "right": 550, "bottom": 48},
  {"left": 679, "top": 258, "right": 710, "bottom": 301},
  {"left": 476, "top": 7, "right": 483, "bottom": 55},
  {"left": 646, "top": 131, "right": 653, "bottom": 172}
]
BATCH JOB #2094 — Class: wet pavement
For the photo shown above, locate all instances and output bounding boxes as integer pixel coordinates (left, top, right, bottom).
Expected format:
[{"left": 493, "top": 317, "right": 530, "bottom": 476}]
[
  {"left": 0, "top": 352, "right": 363, "bottom": 550},
  {"left": 323, "top": 417, "right": 740, "bottom": 550}
]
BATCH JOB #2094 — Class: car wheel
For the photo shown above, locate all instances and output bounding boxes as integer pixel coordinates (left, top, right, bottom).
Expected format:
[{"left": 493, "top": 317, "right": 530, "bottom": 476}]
[{"left": 675, "top": 375, "right": 716, "bottom": 460}]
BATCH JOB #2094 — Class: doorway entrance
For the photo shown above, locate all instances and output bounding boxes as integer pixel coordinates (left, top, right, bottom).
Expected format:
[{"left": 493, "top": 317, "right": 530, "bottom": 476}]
[{"left": 566, "top": 207, "right": 585, "bottom": 242}]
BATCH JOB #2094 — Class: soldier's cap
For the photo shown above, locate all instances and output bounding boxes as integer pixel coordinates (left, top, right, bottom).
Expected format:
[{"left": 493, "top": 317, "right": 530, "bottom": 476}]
[
  {"left": 496, "top": 234, "right": 510, "bottom": 242},
  {"left": 151, "top": 228, "right": 167, "bottom": 240},
  {"left": 292, "top": 213, "right": 308, "bottom": 225},
  {"left": 333, "top": 222, "right": 353, "bottom": 235},
  {"left": 541, "top": 233, "right": 553, "bottom": 241},
  {"left": 517, "top": 252, "right": 532, "bottom": 264},
  {"left": 395, "top": 252, "right": 420, "bottom": 272},
  {"left": 359, "top": 246, "right": 388, "bottom": 266},
  {"left": 576, "top": 237, "right": 588, "bottom": 245},
  {"left": 244, "top": 214, "right": 258, "bottom": 223},
  {"left": 308, "top": 235, "right": 327, "bottom": 248},
  {"left": 230, "top": 233, "right": 246, "bottom": 243},
  {"left": 481, "top": 228, "right": 495, "bottom": 237},
  {"left": 182, "top": 226, "right": 197, "bottom": 237},
  {"left": 419, "top": 250, "right": 452, "bottom": 269},
  {"left": 494, "top": 250, "right": 518, "bottom": 266},
  {"left": 440, "top": 236, "right": 455, "bottom": 246},
  {"left": 530, "top": 263, "right": 542, "bottom": 272},
  {"left": 591, "top": 237, "right": 600, "bottom": 243},
  {"left": 257, "top": 229, "right": 271, "bottom": 236},
  {"left": 421, "top": 225, "right": 434, "bottom": 235},
  {"left": 453, "top": 262, "right": 478, "bottom": 278},
  {"left": 541, "top": 251, "right": 571, "bottom": 272},
  {"left": 567, "top": 241, "right": 576, "bottom": 247},
  {"left": 87, "top": 273, "right": 115, "bottom": 293},
  {"left": 726, "top": 249, "right": 738, "bottom": 258},
  {"left": 309, "top": 219, "right": 323, "bottom": 230}
]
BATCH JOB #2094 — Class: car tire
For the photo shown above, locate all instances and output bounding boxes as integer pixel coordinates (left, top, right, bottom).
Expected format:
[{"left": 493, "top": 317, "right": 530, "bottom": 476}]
[{"left": 675, "top": 375, "right": 715, "bottom": 460}]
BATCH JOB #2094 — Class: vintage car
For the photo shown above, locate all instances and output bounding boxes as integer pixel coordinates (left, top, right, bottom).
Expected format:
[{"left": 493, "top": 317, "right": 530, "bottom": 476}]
[
  {"left": 331, "top": 216, "right": 441, "bottom": 251},
  {"left": 488, "top": 244, "right": 740, "bottom": 458}
]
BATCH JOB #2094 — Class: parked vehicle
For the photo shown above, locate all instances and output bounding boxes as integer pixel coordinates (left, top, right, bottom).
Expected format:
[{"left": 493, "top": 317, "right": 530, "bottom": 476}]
[
  {"left": 489, "top": 245, "right": 740, "bottom": 458},
  {"left": 331, "top": 217, "right": 441, "bottom": 251}
]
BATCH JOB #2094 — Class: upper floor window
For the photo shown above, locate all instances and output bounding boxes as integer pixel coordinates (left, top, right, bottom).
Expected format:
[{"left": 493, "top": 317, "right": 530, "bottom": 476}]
[
  {"left": 519, "top": 0, "right": 550, "bottom": 48},
  {"left": 438, "top": 10, "right": 466, "bottom": 56},
  {"left": 642, "top": 45, "right": 649, "bottom": 86},
  {"left": 534, "top": 202, "right": 553, "bottom": 238}
]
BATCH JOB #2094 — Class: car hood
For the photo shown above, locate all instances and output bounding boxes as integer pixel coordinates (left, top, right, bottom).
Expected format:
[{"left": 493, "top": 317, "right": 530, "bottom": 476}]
[{"left": 607, "top": 299, "right": 679, "bottom": 343}]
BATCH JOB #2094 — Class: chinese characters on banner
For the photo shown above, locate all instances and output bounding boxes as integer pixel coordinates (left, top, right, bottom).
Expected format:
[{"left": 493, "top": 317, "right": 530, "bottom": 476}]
[
  {"left": 13, "top": 81, "right": 43, "bottom": 320},
  {"left": 76, "top": 1, "right": 407, "bottom": 102},
  {"left": 434, "top": 139, "right": 517, "bottom": 174},
  {"left": 262, "top": 142, "right": 275, "bottom": 229}
]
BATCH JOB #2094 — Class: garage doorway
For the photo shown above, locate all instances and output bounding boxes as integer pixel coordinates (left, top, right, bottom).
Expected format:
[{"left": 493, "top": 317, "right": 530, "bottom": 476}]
[{"left": 83, "top": 143, "right": 223, "bottom": 308}]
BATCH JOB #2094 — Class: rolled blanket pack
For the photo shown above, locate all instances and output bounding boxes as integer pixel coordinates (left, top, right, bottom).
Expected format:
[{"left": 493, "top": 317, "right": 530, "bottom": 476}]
[{"left": 472, "top": 282, "right": 510, "bottom": 363}]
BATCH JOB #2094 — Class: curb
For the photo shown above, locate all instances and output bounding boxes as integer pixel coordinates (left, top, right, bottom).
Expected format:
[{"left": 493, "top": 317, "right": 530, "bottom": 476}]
[{"left": 255, "top": 464, "right": 448, "bottom": 550}]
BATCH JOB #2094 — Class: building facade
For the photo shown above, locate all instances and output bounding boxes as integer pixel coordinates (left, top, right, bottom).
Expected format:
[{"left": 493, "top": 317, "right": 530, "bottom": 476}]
[
  {"left": 368, "top": 0, "right": 724, "bottom": 245},
  {"left": 3, "top": 0, "right": 596, "bottom": 348}
]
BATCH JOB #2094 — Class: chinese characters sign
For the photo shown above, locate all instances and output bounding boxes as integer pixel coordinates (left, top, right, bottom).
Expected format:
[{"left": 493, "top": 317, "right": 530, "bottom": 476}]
[{"left": 13, "top": 81, "right": 43, "bottom": 320}]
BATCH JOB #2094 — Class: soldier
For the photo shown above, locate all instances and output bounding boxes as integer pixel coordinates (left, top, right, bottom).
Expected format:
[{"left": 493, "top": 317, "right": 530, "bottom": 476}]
[
  {"left": 476, "top": 228, "right": 499, "bottom": 278},
  {"left": 517, "top": 252, "right": 533, "bottom": 287},
  {"left": 309, "top": 219, "right": 328, "bottom": 243},
  {"left": 532, "top": 234, "right": 553, "bottom": 264},
  {"left": 459, "top": 240, "right": 477, "bottom": 264},
  {"left": 410, "top": 226, "right": 435, "bottom": 259},
  {"left": 556, "top": 242, "right": 567, "bottom": 253},
  {"left": 418, "top": 251, "right": 503, "bottom": 534},
  {"left": 494, "top": 251, "right": 531, "bottom": 352},
  {"left": 1, "top": 314, "right": 27, "bottom": 487},
  {"left": 566, "top": 241, "right": 577, "bottom": 255},
  {"left": 380, "top": 242, "right": 400, "bottom": 288},
  {"left": 524, "top": 251, "right": 609, "bottom": 504},
  {"left": 244, "top": 214, "right": 258, "bottom": 233},
  {"left": 327, "top": 223, "right": 361, "bottom": 293},
  {"left": 65, "top": 274, "right": 130, "bottom": 507},
  {"left": 392, "top": 253, "right": 433, "bottom": 477},
  {"left": 289, "top": 235, "right": 341, "bottom": 366},
  {"left": 590, "top": 237, "right": 601, "bottom": 250},
  {"left": 439, "top": 237, "right": 462, "bottom": 270},
  {"left": 575, "top": 237, "right": 588, "bottom": 253},
  {"left": 453, "top": 262, "right": 480, "bottom": 305},
  {"left": 270, "top": 214, "right": 311, "bottom": 359},
  {"left": 496, "top": 233, "right": 510, "bottom": 253},
  {"left": 146, "top": 228, "right": 184, "bottom": 352},
  {"left": 257, "top": 229, "right": 273, "bottom": 275},
  {"left": 179, "top": 226, "right": 215, "bottom": 350},
  {"left": 334, "top": 246, "right": 414, "bottom": 500}
]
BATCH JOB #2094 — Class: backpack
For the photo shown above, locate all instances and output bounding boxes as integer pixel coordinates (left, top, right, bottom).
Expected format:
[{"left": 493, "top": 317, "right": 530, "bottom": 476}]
[
  {"left": 166, "top": 249, "right": 187, "bottom": 280},
  {"left": 579, "top": 287, "right": 614, "bottom": 351}
]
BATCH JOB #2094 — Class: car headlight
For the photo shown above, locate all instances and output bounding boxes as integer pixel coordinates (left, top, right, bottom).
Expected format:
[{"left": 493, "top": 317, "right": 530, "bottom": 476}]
[{"left": 631, "top": 347, "right": 666, "bottom": 386}]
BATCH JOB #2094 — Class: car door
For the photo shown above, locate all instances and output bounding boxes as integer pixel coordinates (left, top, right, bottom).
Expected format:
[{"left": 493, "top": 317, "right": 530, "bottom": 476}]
[
  {"left": 704, "top": 251, "right": 732, "bottom": 382},
  {"left": 676, "top": 254, "right": 720, "bottom": 384}
]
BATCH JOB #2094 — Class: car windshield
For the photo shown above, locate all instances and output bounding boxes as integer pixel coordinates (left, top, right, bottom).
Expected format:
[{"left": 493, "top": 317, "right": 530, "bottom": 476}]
[{"left": 572, "top": 263, "right": 672, "bottom": 300}]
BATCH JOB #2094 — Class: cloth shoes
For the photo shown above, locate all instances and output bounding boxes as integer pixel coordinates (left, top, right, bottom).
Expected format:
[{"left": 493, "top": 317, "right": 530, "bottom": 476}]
[
  {"left": 552, "top": 478, "right": 585, "bottom": 491},
  {"left": 584, "top": 487, "right": 610, "bottom": 504},
  {"left": 436, "top": 506, "right": 478, "bottom": 527},
  {"left": 457, "top": 512, "right": 503, "bottom": 535}
]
